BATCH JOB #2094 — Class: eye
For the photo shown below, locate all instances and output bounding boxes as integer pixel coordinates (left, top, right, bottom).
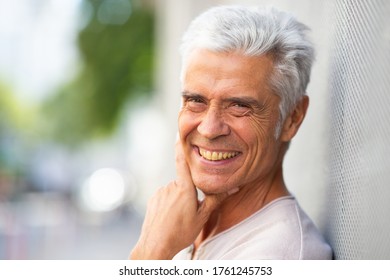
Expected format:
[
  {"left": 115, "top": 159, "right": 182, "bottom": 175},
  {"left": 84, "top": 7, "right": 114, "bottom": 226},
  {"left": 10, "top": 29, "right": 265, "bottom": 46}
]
[
  {"left": 233, "top": 102, "right": 250, "bottom": 108},
  {"left": 183, "top": 96, "right": 207, "bottom": 112},
  {"left": 187, "top": 97, "right": 204, "bottom": 103},
  {"left": 228, "top": 102, "right": 252, "bottom": 117}
]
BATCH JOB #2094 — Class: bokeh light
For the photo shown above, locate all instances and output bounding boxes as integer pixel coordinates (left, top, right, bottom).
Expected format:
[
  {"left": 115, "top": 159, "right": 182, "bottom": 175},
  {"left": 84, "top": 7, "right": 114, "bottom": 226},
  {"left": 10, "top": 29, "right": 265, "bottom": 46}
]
[{"left": 80, "top": 168, "right": 126, "bottom": 212}]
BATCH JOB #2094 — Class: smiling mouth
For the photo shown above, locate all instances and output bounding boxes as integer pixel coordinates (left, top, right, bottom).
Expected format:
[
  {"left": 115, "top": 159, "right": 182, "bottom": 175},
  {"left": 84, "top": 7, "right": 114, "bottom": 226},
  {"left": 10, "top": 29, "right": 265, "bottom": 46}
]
[{"left": 198, "top": 147, "right": 240, "bottom": 161}]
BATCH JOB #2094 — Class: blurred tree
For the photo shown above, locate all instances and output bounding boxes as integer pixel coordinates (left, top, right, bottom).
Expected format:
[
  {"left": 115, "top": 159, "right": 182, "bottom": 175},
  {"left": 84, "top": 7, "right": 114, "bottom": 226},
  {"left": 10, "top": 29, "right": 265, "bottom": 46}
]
[
  {"left": 0, "top": 83, "right": 36, "bottom": 133},
  {"left": 0, "top": 83, "right": 35, "bottom": 185},
  {"left": 42, "top": 0, "right": 155, "bottom": 146}
]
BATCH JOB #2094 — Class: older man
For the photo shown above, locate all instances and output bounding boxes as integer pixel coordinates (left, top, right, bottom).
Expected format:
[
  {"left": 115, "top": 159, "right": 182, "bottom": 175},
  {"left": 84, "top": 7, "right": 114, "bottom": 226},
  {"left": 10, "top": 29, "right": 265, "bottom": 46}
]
[{"left": 130, "top": 5, "right": 332, "bottom": 260}]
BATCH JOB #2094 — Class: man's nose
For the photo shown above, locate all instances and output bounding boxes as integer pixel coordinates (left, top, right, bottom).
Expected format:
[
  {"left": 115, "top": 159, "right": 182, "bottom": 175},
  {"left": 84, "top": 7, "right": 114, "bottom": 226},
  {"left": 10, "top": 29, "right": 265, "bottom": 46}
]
[{"left": 197, "top": 107, "right": 230, "bottom": 139}]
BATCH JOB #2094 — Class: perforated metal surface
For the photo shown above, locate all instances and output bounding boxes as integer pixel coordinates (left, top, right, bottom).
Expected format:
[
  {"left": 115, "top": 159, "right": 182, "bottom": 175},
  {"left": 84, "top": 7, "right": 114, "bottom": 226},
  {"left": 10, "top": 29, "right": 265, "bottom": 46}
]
[{"left": 325, "top": 0, "right": 390, "bottom": 259}]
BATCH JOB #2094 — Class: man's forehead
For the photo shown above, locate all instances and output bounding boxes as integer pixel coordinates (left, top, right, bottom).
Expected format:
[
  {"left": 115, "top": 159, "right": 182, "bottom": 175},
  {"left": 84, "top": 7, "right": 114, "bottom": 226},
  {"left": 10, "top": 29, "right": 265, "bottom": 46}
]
[{"left": 184, "top": 49, "right": 274, "bottom": 84}]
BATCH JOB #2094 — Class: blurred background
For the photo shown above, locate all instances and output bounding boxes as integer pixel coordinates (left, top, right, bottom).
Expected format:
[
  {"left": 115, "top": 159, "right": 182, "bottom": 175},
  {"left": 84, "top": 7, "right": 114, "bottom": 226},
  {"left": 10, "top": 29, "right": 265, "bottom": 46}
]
[
  {"left": 1, "top": 0, "right": 389, "bottom": 259},
  {"left": 0, "top": 0, "right": 162, "bottom": 259}
]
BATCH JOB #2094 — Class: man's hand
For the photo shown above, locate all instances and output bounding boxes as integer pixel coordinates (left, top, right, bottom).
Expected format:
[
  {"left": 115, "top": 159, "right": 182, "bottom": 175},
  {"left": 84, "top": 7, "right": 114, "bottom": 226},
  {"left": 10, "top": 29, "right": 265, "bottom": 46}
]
[{"left": 129, "top": 139, "right": 231, "bottom": 259}]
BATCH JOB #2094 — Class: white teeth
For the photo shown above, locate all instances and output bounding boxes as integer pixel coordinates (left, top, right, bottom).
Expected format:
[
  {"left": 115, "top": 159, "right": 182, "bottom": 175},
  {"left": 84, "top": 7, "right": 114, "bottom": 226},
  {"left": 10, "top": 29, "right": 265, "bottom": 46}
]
[{"left": 199, "top": 148, "right": 239, "bottom": 161}]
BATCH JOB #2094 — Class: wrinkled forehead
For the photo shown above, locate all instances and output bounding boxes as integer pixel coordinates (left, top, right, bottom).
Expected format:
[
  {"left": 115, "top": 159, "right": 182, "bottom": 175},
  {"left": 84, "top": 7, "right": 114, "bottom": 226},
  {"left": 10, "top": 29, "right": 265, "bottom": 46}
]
[{"left": 182, "top": 48, "right": 276, "bottom": 96}]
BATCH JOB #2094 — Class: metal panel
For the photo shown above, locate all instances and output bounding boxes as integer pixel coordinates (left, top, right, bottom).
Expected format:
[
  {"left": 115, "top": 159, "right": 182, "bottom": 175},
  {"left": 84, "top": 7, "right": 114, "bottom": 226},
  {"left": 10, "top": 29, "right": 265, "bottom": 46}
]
[{"left": 325, "top": 0, "right": 390, "bottom": 259}]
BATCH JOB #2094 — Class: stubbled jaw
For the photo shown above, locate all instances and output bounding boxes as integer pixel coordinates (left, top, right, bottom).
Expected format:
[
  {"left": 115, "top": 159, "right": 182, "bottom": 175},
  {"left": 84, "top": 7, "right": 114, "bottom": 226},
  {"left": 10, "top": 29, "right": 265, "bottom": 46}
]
[{"left": 199, "top": 147, "right": 240, "bottom": 161}]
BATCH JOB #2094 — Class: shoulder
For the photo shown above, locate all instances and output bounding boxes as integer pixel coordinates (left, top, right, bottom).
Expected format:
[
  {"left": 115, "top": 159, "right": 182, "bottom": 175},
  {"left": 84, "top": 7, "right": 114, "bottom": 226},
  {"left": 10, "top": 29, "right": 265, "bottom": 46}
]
[{"left": 216, "top": 196, "right": 332, "bottom": 259}]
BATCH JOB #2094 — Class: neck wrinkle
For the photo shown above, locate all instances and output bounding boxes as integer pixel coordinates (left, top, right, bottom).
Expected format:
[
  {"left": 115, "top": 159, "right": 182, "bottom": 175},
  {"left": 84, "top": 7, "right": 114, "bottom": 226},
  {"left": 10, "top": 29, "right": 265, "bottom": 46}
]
[{"left": 195, "top": 165, "right": 288, "bottom": 250}]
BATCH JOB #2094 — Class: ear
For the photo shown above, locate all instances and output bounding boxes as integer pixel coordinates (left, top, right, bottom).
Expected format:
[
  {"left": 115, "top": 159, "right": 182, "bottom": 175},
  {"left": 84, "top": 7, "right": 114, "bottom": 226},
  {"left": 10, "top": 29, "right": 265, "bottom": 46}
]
[{"left": 280, "top": 95, "right": 309, "bottom": 142}]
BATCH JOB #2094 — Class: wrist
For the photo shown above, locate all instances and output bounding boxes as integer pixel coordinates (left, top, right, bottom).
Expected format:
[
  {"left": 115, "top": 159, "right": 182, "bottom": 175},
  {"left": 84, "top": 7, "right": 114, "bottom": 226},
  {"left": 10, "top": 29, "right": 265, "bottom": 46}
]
[{"left": 129, "top": 243, "right": 176, "bottom": 260}]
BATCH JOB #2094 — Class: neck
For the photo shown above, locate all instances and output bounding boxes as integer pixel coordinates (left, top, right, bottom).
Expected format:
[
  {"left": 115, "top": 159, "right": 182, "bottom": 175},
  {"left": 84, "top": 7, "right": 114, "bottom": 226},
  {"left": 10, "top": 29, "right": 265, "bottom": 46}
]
[{"left": 194, "top": 166, "right": 289, "bottom": 249}]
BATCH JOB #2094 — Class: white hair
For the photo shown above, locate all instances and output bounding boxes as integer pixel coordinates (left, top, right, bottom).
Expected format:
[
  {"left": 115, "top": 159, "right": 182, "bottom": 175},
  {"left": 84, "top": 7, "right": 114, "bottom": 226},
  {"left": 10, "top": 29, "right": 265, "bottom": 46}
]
[{"left": 180, "top": 5, "right": 314, "bottom": 137}]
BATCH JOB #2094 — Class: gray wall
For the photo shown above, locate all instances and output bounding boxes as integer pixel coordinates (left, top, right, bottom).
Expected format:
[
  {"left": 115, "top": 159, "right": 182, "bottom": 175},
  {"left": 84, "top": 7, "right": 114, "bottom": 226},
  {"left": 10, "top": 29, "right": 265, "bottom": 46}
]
[{"left": 324, "top": 0, "right": 390, "bottom": 259}]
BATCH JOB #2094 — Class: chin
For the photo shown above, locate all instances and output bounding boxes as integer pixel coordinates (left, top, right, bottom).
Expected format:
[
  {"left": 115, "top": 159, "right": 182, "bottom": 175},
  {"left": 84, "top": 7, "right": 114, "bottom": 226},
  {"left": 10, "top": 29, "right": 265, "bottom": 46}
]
[{"left": 193, "top": 177, "right": 235, "bottom": 195}]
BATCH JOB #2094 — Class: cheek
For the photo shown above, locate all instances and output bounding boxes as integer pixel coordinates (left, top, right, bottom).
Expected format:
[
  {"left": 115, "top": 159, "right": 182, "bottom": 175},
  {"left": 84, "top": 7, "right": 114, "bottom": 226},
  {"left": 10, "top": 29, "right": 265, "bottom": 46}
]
[
  {"left": 248, "top": 115, "right": 273, "bottom": 143},
  {"left": 248, "top": 106, "right": 280, "bottom": 140},
  {"left": 178, "top": 110, "right": 198, "bottom": 138},
  {"left": 243, "top": 114, "right": 279, "bottom": 159}
]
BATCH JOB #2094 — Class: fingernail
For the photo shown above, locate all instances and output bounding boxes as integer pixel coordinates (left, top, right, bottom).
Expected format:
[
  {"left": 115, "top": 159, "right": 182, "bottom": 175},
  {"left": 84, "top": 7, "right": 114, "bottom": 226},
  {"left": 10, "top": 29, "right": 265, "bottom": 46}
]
[{"left": 227, "top": 187, "right": 239, "bottom": 195}]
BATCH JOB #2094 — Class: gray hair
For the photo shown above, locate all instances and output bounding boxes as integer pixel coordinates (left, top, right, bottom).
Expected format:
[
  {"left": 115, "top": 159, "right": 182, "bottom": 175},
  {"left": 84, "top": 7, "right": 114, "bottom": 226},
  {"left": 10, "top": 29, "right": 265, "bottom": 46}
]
[{"left": 180, "top": 5, "right": 314, "bottom": 137}]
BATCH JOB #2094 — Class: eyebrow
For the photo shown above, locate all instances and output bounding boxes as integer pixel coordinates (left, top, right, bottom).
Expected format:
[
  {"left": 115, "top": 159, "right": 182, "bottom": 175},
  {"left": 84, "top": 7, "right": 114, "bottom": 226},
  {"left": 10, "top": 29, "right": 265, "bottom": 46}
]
[
  {"left": 224, "top": 96, "right": 263, "bottom": 108},
  {"left": 181, "top": 91, "right": 203, "bottom": 98},
  {"left": 181, "top": 91, "right": 264, "bottom": 108}
]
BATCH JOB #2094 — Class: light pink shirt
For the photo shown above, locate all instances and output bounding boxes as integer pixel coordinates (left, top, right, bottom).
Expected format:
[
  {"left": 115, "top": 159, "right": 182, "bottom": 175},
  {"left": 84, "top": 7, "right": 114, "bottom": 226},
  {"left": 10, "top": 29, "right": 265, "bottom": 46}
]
[{"left": 173, "top": 196, "right": 332, "bottom": 260}]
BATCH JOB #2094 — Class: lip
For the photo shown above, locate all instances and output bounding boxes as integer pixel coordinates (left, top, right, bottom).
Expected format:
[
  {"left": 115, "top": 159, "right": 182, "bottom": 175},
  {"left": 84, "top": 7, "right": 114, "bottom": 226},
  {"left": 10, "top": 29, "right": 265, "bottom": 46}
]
[{"left": 193, "top": 145, "right": 242, "bottom": 164}]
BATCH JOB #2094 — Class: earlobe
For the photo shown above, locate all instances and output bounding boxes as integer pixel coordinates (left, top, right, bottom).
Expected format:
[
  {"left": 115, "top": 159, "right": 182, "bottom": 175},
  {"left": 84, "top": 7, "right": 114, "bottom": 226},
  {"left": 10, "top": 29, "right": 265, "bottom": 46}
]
[{"left": 280, "top": 96, "right": 309, "bottom": 142}]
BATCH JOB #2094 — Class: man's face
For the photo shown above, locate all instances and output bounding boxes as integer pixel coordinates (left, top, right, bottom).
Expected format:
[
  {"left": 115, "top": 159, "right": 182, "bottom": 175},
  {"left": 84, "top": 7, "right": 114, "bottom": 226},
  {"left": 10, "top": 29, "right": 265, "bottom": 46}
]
[{"left": 178, "top": 49, "right": 284, "bottom": 195}]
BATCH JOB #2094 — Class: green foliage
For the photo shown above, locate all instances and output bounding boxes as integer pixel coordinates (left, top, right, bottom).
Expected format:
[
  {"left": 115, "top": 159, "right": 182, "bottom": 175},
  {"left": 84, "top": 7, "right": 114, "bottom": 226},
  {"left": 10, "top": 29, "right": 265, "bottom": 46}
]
[
  {"left": 42, "top": 0, "right": 155, "bottom": 146},
  {"left": 0, "top": 83, "right": 36, "bottom": 173},
  {"left": 0, "top": 83, "right": 36, "bottom": 133}
]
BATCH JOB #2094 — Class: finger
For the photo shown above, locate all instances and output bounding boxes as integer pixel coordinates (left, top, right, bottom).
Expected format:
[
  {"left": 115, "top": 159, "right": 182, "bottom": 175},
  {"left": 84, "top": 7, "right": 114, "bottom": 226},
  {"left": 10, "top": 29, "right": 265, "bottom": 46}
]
[
  {"left": 197, "top": 193, "right": 227, "bottom": 222},
  {"left": 197, "top": 186, "right": 240, "bottom": 221},
  {"left": 174, "top": 137, "right": 194, "bottom": 189}
]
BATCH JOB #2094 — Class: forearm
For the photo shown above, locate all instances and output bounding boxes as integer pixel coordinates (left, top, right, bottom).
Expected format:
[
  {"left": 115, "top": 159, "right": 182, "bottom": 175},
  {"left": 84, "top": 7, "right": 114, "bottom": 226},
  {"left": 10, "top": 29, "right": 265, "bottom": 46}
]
[{"left": 129, "top": 239, "right": 177, "bottom": 260}]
